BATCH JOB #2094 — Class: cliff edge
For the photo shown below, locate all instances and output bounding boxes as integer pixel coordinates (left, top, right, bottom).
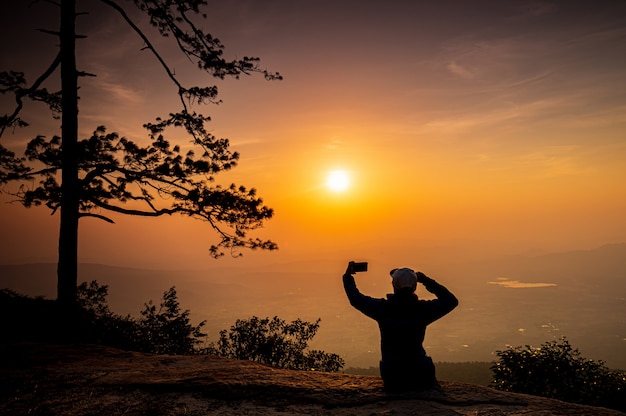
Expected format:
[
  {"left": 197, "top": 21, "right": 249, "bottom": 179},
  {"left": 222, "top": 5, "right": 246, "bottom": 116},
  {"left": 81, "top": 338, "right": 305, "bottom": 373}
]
[{"left": 1, "top": 343, "right": 623, "bottom": 415}]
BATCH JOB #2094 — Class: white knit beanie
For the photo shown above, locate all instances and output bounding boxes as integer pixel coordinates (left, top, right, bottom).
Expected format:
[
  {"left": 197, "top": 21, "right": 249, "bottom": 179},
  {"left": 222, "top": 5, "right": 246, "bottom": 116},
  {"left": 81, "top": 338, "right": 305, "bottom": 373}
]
[{"left": 390, "top": 267, "right": 418, "bottom": 290}]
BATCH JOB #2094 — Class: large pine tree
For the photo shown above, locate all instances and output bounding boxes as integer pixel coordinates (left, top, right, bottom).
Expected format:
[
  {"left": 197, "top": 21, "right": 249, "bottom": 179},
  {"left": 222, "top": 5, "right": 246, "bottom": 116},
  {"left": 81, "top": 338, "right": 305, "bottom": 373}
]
[{"left": 0, "top": 0, "right": 281, "bottom": 305}]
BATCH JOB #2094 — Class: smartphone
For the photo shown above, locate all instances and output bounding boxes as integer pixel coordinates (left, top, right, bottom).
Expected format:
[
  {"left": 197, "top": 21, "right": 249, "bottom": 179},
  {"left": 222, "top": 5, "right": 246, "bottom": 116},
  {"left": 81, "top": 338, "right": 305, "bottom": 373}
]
[{"left": 352, "top": 262, "right": 368, "bottom": 273}]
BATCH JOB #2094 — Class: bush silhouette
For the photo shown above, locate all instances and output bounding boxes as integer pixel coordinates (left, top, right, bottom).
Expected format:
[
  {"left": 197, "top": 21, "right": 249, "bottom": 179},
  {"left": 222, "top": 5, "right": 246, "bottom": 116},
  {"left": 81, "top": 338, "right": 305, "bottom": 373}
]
[
  {"left": 208, "top": 316, "right": 345, "bottom": 372},
  {"left": 0, "top": 289, "right": 61, "bottom": 342},
  {"left": 77, "top": 281, "right": 206, "bottom": 355},
  {"left": 135, "top": 287, "right": 206, "bottom": 354},
  {"left": 1, "top": 282, "right": 205, "bottom": 356},
  {"left": 491, "top": 337, "right": 625, "bottom": 411},
  {"left": 3, "top": 283, "right": 344, "bottom": 370}
]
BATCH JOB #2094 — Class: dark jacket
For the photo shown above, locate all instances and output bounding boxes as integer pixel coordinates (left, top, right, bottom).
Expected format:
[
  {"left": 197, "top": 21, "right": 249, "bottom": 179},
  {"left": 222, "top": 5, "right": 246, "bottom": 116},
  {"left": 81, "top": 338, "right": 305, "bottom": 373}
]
[{"left": 342, "top": 273, "right": 458, "bottom": 365}]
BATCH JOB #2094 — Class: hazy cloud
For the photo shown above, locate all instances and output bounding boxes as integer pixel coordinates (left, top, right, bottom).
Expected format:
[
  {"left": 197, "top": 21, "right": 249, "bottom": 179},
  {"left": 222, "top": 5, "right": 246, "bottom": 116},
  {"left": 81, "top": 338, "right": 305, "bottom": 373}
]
[
  {"left": 447, "top": 61, "right": 475, "bottom": 80},
  {"left": 324, "top": 138, "right": 345, "bottom": 150},
  {"left": 516, "top": 1, "right": 558, "bottom": 18}
]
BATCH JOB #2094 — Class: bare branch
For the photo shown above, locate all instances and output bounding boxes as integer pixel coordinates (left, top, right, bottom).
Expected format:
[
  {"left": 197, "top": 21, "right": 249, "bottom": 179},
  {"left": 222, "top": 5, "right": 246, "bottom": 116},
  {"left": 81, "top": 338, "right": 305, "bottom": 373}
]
[
  {"left": 98, "top": 0, "right": 189, "bottom": 112},
  {"left": 78, "top": 212, "right": 115, "bottom": 223},
  {"left": 37, "top": 29, "right": 60, "bottom": 36},
  {"left": 30, "top": 0, "right": 61, "bottom": 7},
  {"left": 87, "top": 195, "right": 179, "bottom": 217}
]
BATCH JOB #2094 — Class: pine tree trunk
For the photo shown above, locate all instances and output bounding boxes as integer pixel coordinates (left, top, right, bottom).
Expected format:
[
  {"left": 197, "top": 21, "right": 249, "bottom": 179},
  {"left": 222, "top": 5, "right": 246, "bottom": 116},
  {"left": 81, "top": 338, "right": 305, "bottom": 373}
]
[{"left": 57, "top": 0, "right": 79, "bottom": 305}]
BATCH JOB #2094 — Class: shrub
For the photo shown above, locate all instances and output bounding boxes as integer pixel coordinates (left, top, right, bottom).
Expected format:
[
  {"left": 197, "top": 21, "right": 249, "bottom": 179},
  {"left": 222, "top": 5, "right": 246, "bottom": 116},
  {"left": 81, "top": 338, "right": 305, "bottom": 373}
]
[
  {"left": 207, "top": 316, "right": 345, "bottom": 372},
  {"left": 135, "top": 286, "right": 206, "bottom": 354},
  {"left": 0, "top": 289, "right": 61, "bottom": 342},
  {"left": 77, "top": 281, "right": 206, "bottom": 354},
  {"left": 491, "top": 337, "right": 625, "bottom": 411}
]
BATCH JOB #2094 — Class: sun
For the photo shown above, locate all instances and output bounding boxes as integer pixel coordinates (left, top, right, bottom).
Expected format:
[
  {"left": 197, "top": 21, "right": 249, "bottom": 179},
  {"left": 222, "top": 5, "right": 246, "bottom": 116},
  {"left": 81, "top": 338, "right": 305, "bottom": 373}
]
[{"left": 326, "top": 170, "right": 350, "bottom": 192}]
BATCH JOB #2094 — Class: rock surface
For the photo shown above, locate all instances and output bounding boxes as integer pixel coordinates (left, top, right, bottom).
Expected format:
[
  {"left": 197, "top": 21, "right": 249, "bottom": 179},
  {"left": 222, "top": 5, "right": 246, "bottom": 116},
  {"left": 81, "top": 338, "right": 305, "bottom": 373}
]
[{"left": 1, "top": 343, "right": 623, "bottom": 415}]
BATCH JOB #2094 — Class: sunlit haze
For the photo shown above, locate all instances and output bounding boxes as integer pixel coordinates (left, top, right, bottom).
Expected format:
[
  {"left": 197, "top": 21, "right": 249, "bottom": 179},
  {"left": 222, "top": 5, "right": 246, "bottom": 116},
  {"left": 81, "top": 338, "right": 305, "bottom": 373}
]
[
  {"left": 326, "top": 170, "right": 350, "bottom": 193},
  {"left": 1, "top": 1, "right": 625, "bottom": 369}
]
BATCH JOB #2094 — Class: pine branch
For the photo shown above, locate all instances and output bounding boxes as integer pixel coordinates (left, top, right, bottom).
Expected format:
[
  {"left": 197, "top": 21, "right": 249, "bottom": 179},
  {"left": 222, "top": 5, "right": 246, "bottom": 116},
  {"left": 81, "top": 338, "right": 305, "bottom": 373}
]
[{"left": 0, "top": 53, "right": 61, "bottom": 138}]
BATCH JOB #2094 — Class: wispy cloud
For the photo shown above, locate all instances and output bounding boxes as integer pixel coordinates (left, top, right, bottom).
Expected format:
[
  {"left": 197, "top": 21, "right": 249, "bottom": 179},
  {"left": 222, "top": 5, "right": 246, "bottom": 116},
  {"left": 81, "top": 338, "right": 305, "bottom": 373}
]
[
  {"left": 324, "top": 138, "right": 345, "bottom": 150},
  {"left": 515, "top": 1, "right": 558, "bottom": 18},
  {"left": 91, "top": 79, "right": 147, "bottom": 105},
  {"left": 446, "top": 61, "right": 475, "bottom": 80},
  {"left": 439, "top": 36, "right": 549, "bottom": 84}
]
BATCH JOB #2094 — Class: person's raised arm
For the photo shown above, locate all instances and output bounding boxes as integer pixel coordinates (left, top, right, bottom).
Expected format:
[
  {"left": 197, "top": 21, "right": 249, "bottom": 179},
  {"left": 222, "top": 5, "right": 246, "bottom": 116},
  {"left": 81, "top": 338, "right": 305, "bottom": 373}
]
[
  {"left": 416, "top": 272, "right": 459, "bottom": 319},
  {"left": 342, "top": 261, "right": 360, "bottom": 301},
  {"left": 342, "top": 261, "right": 380, "bottom": 319}
]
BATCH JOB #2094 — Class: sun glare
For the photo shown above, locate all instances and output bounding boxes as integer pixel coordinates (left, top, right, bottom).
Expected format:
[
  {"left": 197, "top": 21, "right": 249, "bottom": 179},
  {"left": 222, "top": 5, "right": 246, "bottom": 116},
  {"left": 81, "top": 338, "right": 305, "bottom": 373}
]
[{"left": 326, "top": 170, "right": 350, "bottom": 192}]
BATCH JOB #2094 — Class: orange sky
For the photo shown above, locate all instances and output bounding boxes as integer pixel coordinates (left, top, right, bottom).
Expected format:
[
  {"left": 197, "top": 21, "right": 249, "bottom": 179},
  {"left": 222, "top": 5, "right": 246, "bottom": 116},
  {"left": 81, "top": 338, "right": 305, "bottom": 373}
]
[{"left": 1, "top": 0, "right": 625, "bottom": 273}]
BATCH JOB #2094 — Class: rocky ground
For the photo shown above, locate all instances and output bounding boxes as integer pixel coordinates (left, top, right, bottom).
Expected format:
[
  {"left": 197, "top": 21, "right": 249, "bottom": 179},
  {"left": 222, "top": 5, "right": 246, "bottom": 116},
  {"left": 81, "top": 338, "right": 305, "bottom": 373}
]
[{"left": 1, "top": 343, "right": 623, "bottom": 416}]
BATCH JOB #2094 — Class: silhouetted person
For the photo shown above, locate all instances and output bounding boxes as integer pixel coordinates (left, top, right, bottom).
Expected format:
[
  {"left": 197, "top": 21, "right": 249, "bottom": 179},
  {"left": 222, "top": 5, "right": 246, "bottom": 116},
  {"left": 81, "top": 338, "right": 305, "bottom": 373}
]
[{"left": 342, "top": 262, "right": 458, "bottom": 393}]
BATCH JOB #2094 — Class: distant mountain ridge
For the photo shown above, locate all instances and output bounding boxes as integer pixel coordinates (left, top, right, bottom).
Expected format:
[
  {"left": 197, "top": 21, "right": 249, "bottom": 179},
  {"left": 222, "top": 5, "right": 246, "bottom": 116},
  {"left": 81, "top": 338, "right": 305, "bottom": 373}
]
[
  {"left": 3, "top": 242, "right": 625, "bottom": 294},
  {"left": 484, "top": 243, "right": 626, "bottom": 283}
]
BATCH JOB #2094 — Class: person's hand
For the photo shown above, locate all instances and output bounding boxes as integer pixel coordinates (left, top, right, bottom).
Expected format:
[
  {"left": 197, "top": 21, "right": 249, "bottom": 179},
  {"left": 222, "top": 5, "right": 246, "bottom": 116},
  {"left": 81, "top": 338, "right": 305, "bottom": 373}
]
[
  {"left": 345, "top": 261, "right": 356, "bottom": 275},
  {"left": 416, "top": 271, "right": 427, "bottom": 283}
]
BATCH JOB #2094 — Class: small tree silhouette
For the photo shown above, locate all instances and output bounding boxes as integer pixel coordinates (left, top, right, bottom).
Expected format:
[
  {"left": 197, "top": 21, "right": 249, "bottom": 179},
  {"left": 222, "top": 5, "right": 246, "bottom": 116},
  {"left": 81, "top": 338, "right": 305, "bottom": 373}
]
[
  {"left": 77, "top": 281, "right": 205, "bottom": 354},
  {"left": 136, "top": 286, "right": 206, "bottom": 355},
  {"left": 209, "top": 316, "right": 345, "bottom": 372}
]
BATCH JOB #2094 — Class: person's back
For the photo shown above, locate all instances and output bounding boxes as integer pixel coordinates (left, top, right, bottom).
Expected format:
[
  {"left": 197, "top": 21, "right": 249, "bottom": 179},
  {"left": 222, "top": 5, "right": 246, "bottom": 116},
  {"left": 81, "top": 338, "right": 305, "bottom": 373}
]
[{"left": 342, "top": 263, "right": 458, "bottom": 393}]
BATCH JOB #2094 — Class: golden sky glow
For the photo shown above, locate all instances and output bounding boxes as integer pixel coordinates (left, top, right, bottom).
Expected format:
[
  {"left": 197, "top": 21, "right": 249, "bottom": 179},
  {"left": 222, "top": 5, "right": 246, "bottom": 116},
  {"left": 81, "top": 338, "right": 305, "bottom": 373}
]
[
  {"left": 326, "top": 170, "right": 350, "bottom": 193},
  {"left": 1, "top": 0, "right": 625, "bottom": 270},
  {"left": 2, "top": 1, "right": 626, "bottom": 370}
]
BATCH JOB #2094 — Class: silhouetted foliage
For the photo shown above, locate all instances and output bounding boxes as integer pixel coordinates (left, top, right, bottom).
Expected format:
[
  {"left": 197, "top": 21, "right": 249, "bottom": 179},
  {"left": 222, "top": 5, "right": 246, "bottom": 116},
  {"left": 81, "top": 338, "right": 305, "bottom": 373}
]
[
  {"left": 77, "top": 281, "right": 206, "bottom": 354},
  {"left": 135, "top": 286, "right": 207, "bottom": 354},
  {"left": 0, "top": 289, "right": 63, "bottom": 342},
  {"left": 491, "top": 337, "right": 626, "bottom": 411},
  {"left": 207, "top": 316, "right": 345, "bottom": 372},
  {"left": 1, "top": 282, "right": 206, "bottom": 355},
  {"left": 0, "top": 0, "right": 280, "bottom": 305}
]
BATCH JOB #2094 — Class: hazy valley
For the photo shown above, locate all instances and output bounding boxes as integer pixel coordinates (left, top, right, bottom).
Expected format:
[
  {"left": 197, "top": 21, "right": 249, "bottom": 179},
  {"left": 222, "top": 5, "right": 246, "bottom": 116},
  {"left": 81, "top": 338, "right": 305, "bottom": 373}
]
[{"left": 1, "top": 243, "right": 624, "bottom": 370}]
